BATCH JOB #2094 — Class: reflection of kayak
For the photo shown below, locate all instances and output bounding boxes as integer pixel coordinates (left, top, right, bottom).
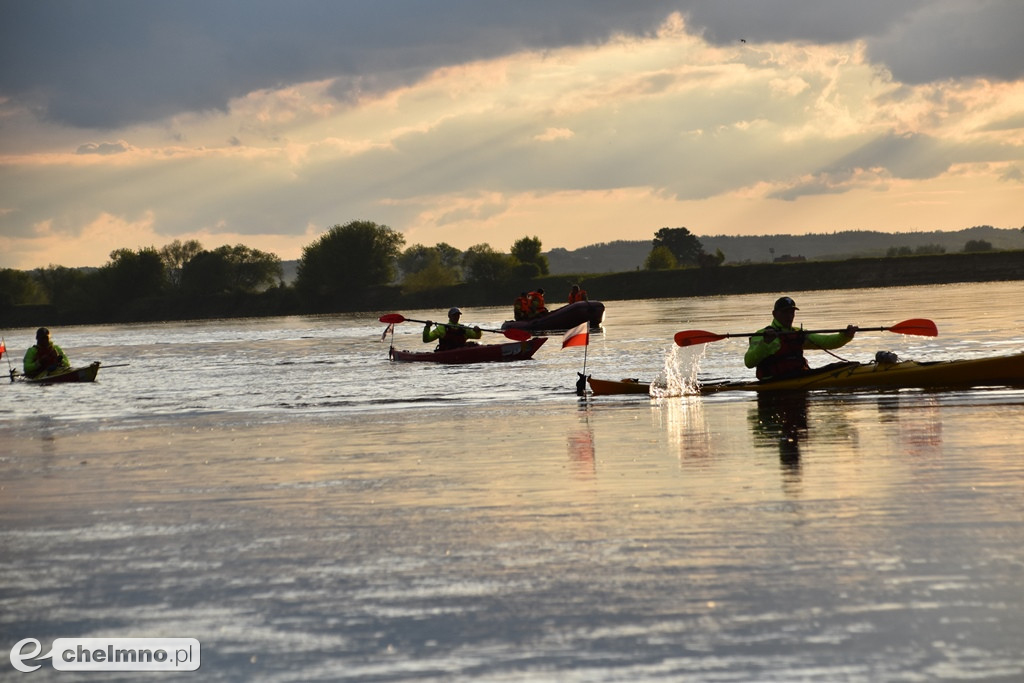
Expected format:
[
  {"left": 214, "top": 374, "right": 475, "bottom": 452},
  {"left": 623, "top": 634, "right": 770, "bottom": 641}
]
[
  {"left": 588, "top": 353, "right": 1024, "bottom": 395},
  {"left": 389, "top": 337, "right": 547, "bottom": 364},
  {"left": 22, "top": 362, "right": 101, "bottom": 384},
  {"left": 501, "top": 301, "right": 605, "bottom": 332}
]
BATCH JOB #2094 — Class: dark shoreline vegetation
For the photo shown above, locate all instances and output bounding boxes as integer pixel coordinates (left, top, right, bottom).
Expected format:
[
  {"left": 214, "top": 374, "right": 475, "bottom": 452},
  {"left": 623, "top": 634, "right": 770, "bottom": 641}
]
[{"left": 3, "top": 249, "right": 1022, "bottom": 329}]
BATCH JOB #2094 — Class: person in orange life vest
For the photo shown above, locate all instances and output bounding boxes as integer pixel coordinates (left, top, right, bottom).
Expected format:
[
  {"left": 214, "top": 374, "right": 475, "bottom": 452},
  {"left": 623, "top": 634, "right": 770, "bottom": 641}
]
[
  {"left": 744, "top": 297, "right": 857, "bottom": 380},
  {"left": 513, "top": 292, "right": 530, "bottom": 321},
  {"left": 568, "top": 284, "right": 588, "bottom": 304},
  {"left": 23, "top": 327, "right": 71, "bottom": 378},
  {"left": 422, "top": 307, "right": 482, "bottom": 351},
  {"left": 527, "top": 288, "right": 548, "bottom": 318}
]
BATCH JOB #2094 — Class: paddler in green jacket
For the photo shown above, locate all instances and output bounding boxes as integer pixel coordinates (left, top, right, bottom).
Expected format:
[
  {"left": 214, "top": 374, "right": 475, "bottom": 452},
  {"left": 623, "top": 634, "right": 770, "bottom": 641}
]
[
  {"left": 23, "top": 327, "right": 71, "bottom": 378},
  {"left": 744, "top": 297, "right": 858, "bottom": 380},
  {"left": 423, "top": 307, "right": 482, "bottom": 351}
]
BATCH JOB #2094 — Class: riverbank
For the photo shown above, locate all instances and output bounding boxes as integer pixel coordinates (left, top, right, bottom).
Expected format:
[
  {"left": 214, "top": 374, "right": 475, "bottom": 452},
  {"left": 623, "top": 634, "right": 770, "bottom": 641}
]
[{"left": 2, "top": 250, "right": 1021, "bottom": 327}]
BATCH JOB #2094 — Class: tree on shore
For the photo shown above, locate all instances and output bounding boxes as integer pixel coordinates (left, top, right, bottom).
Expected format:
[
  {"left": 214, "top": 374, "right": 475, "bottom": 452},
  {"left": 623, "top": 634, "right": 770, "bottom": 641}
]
[
  {"left": 182, "top": 244, "right": 282, "bottom": 294},
  {"left": 651, "top": 227, "right": 712, "bottom": 267},
  {"left": 399, "top": 244, "right": 460, "bottom": 292},
  {"left": 160, "top": 239, "right": 204, "bottom": 288},
  {"left": 644, "top": 246, "right": 677, "bottom": 270},
  {"left": 296, "top": 221, "right": 405, "bottom": 304},
  {"left": 511, "top": 236, "right": 549, "bottom": 277},
  {"left": 102, "top": 248, "right": 167, "bottom": 300},
  {"left": 462, "top": 243, "right": 514, "bottom": 285}
]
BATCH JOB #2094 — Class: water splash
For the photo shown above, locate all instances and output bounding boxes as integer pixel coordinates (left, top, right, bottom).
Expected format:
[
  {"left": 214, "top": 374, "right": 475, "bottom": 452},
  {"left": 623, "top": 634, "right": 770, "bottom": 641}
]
[{"left": 650, "top": 345, "right": 705, "bottom": 397}]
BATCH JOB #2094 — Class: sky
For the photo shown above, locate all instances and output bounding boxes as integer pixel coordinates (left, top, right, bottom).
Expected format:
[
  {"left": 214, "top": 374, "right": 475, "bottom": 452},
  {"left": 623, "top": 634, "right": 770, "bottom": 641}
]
[{"left": 1, "top": 1, "right": 1022, "bottom": 270}]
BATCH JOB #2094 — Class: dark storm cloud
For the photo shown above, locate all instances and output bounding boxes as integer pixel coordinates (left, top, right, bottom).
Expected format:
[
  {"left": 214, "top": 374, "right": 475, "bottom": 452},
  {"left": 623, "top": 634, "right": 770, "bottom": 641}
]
[
  {"left": 3, "top": 1, "right": 1021, "bottom": 131},
  {"left": 865, "top": 1, "right": 1024, "bottom": 84},
  {"left": 0, "top": 0, "right": 678, "bottom": 129},
  {"left": 688, "top": 0, "right": 1024, "bottom": 84}
]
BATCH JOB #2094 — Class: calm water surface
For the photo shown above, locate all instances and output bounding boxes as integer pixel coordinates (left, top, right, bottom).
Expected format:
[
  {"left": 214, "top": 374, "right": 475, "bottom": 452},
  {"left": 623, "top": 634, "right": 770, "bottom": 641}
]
[{"left": 1, "top": 282, "right": 1023, "bottom": 681}]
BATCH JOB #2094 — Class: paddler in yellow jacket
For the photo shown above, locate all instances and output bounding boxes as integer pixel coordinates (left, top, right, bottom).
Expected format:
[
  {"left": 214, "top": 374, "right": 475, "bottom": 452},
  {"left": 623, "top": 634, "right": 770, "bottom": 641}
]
[
  {"left": 744, "top": 297, "right": 858, "bottom": 380},
  {"left": 423, "top": 307, "right": 483, "bottom": 351},
  {"left": 23, "top": 327, "right": 71, "bottom": 378}
]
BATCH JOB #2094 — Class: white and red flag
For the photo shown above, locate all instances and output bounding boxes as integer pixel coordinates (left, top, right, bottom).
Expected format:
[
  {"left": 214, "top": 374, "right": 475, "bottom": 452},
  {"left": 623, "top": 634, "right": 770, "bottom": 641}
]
[{"left": 562, "top": 322, "right": 589, "bottom": 349}]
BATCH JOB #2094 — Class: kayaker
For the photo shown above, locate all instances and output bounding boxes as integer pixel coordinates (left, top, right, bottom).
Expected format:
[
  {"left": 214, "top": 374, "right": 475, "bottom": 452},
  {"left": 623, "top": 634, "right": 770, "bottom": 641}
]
[
  {"left": 23, "top": 327, "right": 71, "bottom": 378},
  {"left": 568, "top": 284, "right": 588, "bottom": 304},
  {"left": 744, "top": 297, "right": 858, "bottom": 379},
  {"left": 423, "top": 307, "right": 482, "bottom": 351}
]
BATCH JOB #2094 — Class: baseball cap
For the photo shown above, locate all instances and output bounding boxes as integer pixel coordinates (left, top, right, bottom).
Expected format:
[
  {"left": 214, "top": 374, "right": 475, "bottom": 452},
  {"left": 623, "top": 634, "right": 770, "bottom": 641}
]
[{"left": 773, "top": 296, "right": 798, "bottom": 310}]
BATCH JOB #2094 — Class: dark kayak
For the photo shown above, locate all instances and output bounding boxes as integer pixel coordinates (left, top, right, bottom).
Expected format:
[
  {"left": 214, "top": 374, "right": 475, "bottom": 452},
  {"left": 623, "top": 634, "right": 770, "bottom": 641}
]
[
  {"left": 588, "top": 352, "right": 1024, "bottom": 395},
  {"left": 501, "top": 301, "right": 605, "bottom": 332},
  {"left": 21, "top": 362, "right": 101, "bottom": 384},
  {"left": 389, "top": 337, "right": 547, "bottom": 364}
]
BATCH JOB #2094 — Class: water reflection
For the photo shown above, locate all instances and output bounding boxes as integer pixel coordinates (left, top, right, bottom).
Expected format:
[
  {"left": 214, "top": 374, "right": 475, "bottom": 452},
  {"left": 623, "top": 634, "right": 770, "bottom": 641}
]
[
  {"left": 874, "top": 392, "right": 943, "bottom": 456},
  {"left": 567, "top": 407, "right": 596, "bottom": 476},
  {"left": 750, "top": 392, "right": 809, "bottom": 472}
]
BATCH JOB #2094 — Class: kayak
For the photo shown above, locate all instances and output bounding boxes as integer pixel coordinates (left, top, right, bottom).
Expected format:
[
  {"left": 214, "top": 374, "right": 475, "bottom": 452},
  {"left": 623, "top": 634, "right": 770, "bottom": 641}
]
[
  {"left": 21, "top": 362, "right": 101, "bottom": 384},
  {"left": 501, "top": 301, "right": 605, "bottom": 332},
  {"left": 588, "top": 353, "right": 1024, "bottom": 395},
  {"left": 389, "top": 337, "right": 547, "bottom": 364}
]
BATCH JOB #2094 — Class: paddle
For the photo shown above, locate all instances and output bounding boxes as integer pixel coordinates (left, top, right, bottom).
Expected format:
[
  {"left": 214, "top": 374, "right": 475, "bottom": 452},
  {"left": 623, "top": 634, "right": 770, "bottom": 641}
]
[
  {"left": 674, "top": 318, "right": 938, "bottom": 347},
  {"left": 379, "top": 314, "right": 532, "bottom": 342}
]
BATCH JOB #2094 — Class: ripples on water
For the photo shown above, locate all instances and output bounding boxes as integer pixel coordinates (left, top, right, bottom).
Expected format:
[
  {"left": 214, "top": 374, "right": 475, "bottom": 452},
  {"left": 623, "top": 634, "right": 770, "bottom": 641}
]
[{"left": 1, "top": 282, "right": 1022, "bottom": 681}]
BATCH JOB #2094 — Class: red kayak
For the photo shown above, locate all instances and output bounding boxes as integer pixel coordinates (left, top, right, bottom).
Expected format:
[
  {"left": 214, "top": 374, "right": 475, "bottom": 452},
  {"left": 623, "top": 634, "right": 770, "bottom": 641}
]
[{"left": 389, "top": 337, "right": 547, "bottom": 364}]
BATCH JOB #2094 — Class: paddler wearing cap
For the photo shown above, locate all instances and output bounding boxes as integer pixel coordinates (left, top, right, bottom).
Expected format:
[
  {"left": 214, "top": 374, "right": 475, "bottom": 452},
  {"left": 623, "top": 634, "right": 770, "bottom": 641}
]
[
  {"left": 422, "top": 307, "right": 483, "bottom": 351},
  {"left": 23, "top": 327, "right": 71, "bottom": 378},
  {"left": 743, "top": 297, "right": 858, "bottom": 380}
]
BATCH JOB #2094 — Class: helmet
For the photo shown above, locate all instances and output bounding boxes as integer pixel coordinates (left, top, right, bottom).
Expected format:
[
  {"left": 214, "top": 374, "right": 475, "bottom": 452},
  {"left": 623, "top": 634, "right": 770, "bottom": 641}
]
[{"left": 448, "top": 307, "right": 462, "bottom": 317}]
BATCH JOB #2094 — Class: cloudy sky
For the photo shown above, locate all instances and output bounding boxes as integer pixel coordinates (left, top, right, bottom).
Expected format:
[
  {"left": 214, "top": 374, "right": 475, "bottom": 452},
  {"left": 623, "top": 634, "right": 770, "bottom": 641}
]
[{"left": 1, "top": 1, "right": 1022, "bottom": 270}]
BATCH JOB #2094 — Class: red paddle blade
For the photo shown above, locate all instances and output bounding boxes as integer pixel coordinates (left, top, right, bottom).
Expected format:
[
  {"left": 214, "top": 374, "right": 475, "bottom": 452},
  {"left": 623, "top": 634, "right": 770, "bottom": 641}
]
[
  {"left": 503, "top": 329, "right": 532, "bottom": 342},
  {"left": 674, "top": 330, "right": 727, "bottom": 347},
  {"left": 378, "top": 313, "right": 406, "bottom": 324},
  {"left": 888, "top": 318, "right": 938, "bottom": 336}
]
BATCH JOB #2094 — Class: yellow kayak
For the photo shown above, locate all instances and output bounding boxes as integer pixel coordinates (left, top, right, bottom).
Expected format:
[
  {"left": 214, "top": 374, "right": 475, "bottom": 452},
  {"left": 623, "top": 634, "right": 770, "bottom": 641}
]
[{"left": 588, "top": 353, "right": 1024, "bottom": 395}]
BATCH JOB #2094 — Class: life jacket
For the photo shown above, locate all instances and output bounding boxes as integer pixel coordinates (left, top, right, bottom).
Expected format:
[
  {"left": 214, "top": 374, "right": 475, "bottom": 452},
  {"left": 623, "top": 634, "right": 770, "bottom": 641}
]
[
  {"left": 34, "top": 344, "right": 62, "bottom": 372},
  {"left": 513, "top": 296, "right": 529, "bottom": 320},
  {"left": 528, "top": 290, "right": 546, "bottom": 316},
  {"left": 437, "top": 325, "right": 470, "bottom": 351},
  {"left": 568, "top": 288, "right": 587, "bottom": 304},
  {"left": 755, "top": 329, "right": 809, "bottom": 380}
]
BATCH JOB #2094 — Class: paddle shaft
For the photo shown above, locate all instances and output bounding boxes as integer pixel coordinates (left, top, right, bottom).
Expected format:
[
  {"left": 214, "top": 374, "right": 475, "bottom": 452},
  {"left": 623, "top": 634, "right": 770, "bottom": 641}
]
[
  {"left": 399, "top": 317, "right": 507, "bottom": 335},
  {"left": 674, "top": 318, "right": 937, "bottom": 347},
  {"left": 379, "top": 313, "right": 531, "bottom": 341}
]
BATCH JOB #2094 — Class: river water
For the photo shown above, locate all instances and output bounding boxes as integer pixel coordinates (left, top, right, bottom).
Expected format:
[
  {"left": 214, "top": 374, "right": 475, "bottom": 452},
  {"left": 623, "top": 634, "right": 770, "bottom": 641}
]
[{"left": 1, "top": 281, "right": 1023, "bottom": 682}]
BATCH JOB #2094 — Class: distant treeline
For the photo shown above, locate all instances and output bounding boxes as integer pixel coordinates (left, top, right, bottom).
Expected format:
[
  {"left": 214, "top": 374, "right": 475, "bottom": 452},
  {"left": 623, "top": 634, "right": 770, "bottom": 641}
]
[
  {"left": 546, "top": 225, "right": 1024, "bottom": 274},
  {"left": 2, "top": 222, "right": 1022, "bottom": 329}
]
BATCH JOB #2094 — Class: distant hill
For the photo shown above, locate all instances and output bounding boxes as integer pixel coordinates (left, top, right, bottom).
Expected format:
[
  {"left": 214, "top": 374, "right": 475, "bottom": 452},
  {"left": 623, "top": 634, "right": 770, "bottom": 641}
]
[{"left": 546, "top": 226, "right": 1024, "bottom": 274}]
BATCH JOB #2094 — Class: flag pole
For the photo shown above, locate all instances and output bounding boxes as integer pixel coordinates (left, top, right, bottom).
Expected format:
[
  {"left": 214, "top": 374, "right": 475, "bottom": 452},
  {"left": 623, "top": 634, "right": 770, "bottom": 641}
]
[
  {"left": 562, "top": 322, "right": 591, "bottom": 395},
  {"left": 1, "top": 337, "right": 15, "bottom": 382}
]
